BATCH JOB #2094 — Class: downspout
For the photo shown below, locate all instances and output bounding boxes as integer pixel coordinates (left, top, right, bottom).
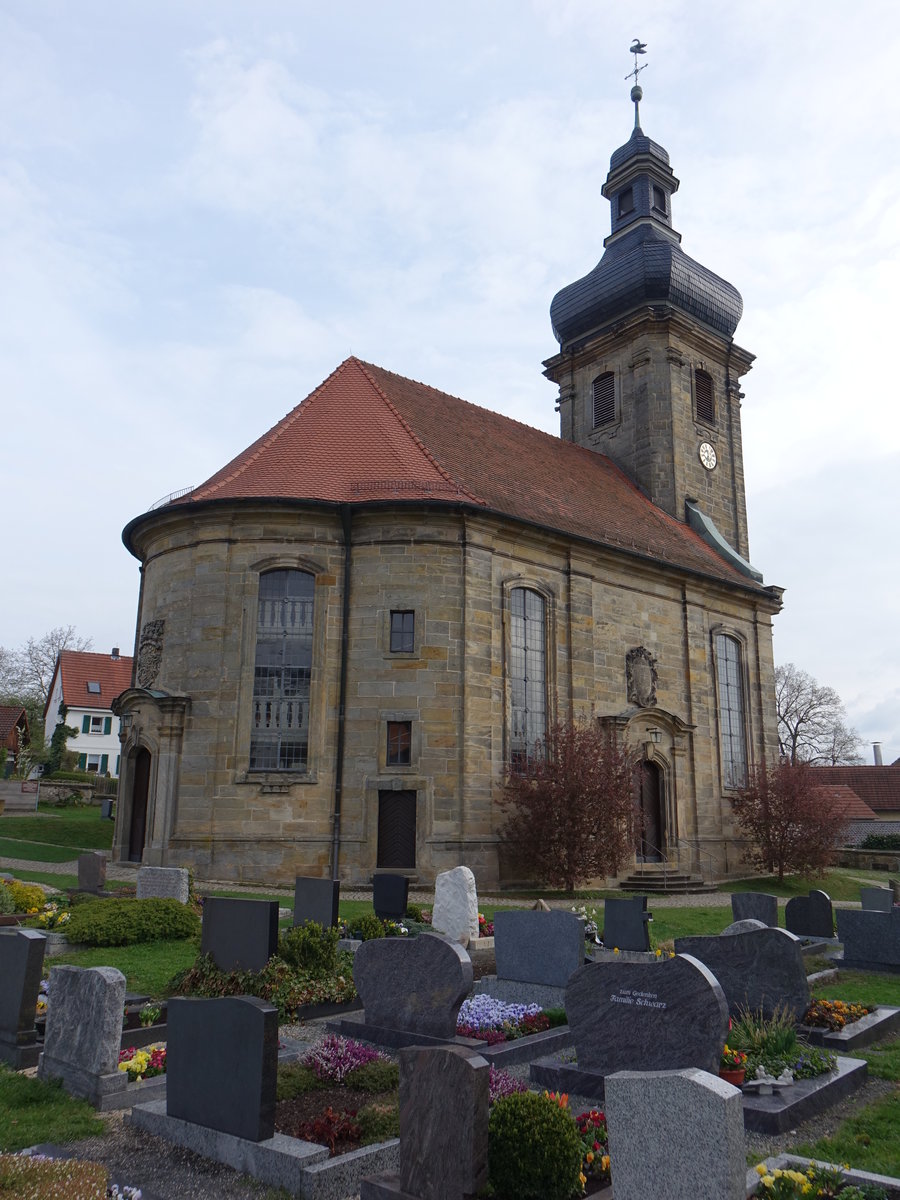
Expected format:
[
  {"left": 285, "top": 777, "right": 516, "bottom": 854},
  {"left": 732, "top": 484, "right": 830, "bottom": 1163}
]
[
  {"left": 723, "top": 340, "right": 743, "bottom": 559},
  {"left": 330, "top": 505, "right": 353, "bottom": 877}
]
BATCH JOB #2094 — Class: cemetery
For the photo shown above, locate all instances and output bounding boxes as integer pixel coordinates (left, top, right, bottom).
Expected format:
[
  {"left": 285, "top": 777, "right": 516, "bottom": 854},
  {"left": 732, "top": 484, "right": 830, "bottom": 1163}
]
[{"left": 3, "top": 848, "right": 900, "bottom": 1197}]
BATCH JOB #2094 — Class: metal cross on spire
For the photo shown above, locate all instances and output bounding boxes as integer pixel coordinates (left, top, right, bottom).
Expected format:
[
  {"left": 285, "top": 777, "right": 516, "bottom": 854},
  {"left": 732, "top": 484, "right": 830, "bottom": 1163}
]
[{"left": 625, "top": 39, "right": 648, "bottom": 130}]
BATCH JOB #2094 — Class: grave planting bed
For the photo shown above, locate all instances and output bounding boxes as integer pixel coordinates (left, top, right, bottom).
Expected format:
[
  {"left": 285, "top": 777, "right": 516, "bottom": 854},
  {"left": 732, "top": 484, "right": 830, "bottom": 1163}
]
[
  {"left": 741, "top": 1055, "right": 869, "bottom": 1134},
  {"left": 798, "top": 1005, "right": 900, "bottom": 1051}
]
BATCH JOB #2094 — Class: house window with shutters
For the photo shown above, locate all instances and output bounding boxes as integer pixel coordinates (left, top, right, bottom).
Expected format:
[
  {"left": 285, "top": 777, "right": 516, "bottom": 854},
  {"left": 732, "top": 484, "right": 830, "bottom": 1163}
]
[
  {"left": 509, "top": 587, "right": 548, "bottom": 769},
  {"left": 78, "top": 752, "right": 109, "bottom": 774},
  {"left": 82, "top": 714, "right": 111, "bottom": 735},
  {"left": 694, "top": 369, "right": 715, "bottom": 424},
  {"left": 249, "top": 568, "right": 314, "bottom": 771},
  {"left": 591, "top": 372, "right": 616, "bottom": 428},
  {"left": 715, "top": 633, "right": 748, "bottom": 789}
]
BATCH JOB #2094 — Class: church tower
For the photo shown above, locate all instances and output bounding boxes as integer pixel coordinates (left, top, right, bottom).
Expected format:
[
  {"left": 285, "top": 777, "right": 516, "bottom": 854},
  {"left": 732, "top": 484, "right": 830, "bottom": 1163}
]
[{"left": 544, "top": 59, "right": 758, "bottom": 578}]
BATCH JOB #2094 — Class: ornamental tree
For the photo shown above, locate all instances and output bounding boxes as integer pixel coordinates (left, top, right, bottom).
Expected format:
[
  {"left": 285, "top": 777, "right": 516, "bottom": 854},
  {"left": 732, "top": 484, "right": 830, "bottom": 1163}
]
[
  {"left": 498, "top": 718, "right": 638, "bottom": 893},
  {"left": 730, "top": 760, "right": 849, "bottom": 883}
]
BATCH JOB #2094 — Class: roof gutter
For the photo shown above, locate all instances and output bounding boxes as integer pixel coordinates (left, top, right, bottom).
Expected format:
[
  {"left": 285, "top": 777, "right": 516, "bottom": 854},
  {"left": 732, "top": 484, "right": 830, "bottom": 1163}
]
[{"left": 330, "top": 504, "right": 353, "bottom": 878}]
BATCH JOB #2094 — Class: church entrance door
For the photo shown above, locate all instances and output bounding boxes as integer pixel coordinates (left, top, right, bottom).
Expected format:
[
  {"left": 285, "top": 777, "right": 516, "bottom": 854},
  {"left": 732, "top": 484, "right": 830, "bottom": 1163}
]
[
  {"left": 637, "top": 760, "right": 664, "bottom": 862},
  {"left": 377, "top": 790, "right": 416, "bottom": 868},
  {"left": 129, "top": 748, "right": 151, "bottom": 863}
]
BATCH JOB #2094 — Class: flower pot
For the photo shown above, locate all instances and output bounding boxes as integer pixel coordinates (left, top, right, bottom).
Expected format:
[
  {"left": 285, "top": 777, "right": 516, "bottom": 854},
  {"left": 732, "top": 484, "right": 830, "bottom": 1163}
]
[{"left": 718, "top": 1067, "right": 746, "bottom": 1086}]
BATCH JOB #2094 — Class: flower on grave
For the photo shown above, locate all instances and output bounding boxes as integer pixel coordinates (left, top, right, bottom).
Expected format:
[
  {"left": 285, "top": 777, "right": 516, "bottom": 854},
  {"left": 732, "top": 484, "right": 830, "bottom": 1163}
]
[
  {"left": 457, "top": 995, "right": 546, "bottom": 1042},
  {"left": 613, "top": 947, "right": 619, "bottom": 954},
  {"left": 720, "top": 1044, "right": 747, "bottom": 1070},
  {"left": 302, "top": 1034, "right": 388, "bottom": 1083},
  {"left": 488, "top": 1064, "right": 528, "bottom": 1104}
]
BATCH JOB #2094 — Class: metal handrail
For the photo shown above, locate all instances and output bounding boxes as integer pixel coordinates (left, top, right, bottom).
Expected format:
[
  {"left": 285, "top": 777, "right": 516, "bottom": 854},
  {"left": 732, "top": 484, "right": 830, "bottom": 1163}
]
[{"left": 632, "top": 835, "right": 717, "bottom": 887}]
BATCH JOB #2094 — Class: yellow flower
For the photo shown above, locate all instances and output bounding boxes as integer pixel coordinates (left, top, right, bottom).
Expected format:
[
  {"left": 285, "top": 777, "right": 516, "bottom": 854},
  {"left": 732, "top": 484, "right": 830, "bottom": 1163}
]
[
  {"left": 586, "top": 1152, "right": 594, "bottom": 1164},
  {"left": 655, "top": 948, "right": 661, "bottom": 956},
  {"left": 613, "top": 947, "right": 619, "bottom": 954},
  {"left": 756, "top": 1164, "right": 768, "bottom": 1176}
]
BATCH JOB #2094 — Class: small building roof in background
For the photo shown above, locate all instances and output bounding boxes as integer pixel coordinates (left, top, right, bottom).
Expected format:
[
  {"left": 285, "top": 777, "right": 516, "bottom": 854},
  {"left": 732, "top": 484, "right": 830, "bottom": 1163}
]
[{"left": 44, "top": 651, "right": 134, "bottom": 718}]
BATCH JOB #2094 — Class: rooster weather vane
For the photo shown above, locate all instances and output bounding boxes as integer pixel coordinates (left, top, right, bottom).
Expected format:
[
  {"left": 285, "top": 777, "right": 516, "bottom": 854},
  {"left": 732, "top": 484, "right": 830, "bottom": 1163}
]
[{"left": 626, "top": 39, "right": 648, "bottom": 129}]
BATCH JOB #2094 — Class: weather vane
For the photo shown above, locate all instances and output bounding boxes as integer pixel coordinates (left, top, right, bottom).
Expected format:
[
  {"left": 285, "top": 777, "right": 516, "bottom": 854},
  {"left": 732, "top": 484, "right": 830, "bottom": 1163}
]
[{"left": 625, "top": 39, "right": 647, "bottom": 130}]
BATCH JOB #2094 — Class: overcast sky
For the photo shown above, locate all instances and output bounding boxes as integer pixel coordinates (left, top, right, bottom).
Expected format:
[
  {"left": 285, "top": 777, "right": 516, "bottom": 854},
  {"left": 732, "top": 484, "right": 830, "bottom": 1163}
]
[{"left": 2, "top": 1, "right": 898, "bottom": 759}]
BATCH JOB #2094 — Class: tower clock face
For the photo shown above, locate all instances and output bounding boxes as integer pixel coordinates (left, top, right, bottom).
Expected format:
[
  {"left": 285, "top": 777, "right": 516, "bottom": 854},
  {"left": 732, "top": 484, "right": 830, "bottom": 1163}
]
[{"left": 699, "top": 442, "right": 717, "bottom": 470}]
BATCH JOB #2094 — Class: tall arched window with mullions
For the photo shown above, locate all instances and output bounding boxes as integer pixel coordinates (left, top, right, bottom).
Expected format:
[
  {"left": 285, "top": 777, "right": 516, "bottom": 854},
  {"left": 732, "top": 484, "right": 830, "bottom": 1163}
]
[
  {"left": 716, "top": 633, "right": 747, "bottom": 789},
  {"left": 509, "top": 587, "right": 547, "bottom": 769},
  {"left": 249, "top": 569, "right": 314, "bottom": 771}
]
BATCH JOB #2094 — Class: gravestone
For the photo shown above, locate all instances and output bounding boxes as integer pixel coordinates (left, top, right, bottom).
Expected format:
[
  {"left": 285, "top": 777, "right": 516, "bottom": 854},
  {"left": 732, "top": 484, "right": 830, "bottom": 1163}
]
[
  {"left": 137, "top": 866, "right": 190, "bottom": 904},
  {"left": 373, "top": 874, "right": 410, "bottom": 922},
  {"left": 605, "top": 1068, "right": 746, "bottom": 1200},
  {"left": 603, "top": 896, "right": 652, "bottom": 951},
  {"left": 361, "top": 1045, "right": 489, "bottom": 1200},
  {"left": 675, "top": 925, "right": 809, "bottom": 1021},
  {"left": 431, "top": 867, "right": 479, "bottom": 946},
  {"left": 784, "top": 890, "right": 834, "bottom": 939},
  {"left": 531, "top": 954, "right": 728, "bottom": 1097},
  {"left": 353, "top": 933, "right": 472, "bottom": 1039},
  {"left": 166, "top": 995, "right": 277, "bottom": 1141},
  {"left": 493, "top": 909, "right": 583, "bottom": 987},
  {"left": 860, "top": 887, "right": 893, "bottom": 913},
  {"left": 836, "top": 907, "right": 900, "bottom": 971},
  {"left": 292, "top": 876, "right": 340, "bottom": 928},
  {"left": 891, "top": 879, "right": 900, "bottom": 905},
  {"left": 731, "top": 892, "right": 778, "bottom": 928},
  {"left": 77, "top": 851, "right": 108, "bottom": 895},
  {"left": 200, "top": 897, "right": 278, "bottom": 972},
  {"left": 0, "top": 928, "right": 47, "bottom": 1068},
  {"left": 37, "top": 964, "right": 128, "bottom": 1107}
]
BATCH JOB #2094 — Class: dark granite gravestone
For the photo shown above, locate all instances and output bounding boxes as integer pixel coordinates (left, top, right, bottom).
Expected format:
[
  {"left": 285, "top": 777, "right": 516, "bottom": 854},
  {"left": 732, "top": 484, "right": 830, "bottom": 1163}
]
[
  {"left": 0, "top": 929, "right": 47, "bottom": 1068},
  {"left": 836, "top": 908, "right": 900, "bottom": 971},
  {"left": 603, "top": 896, "right": 652, "bottom": 952},
  {"left": 373, "top": 874, "right": 409, "bottom": 922},
  {"left": 292, "top": 876, "right": 340, "bottom": 929},
  {"left": 555, "top": 955, "right": 728, "bottom": 1084},
  {"left": 166, "top": 996, "right": 277, "bottom": 1141},
  {"left": 493, "top": 909, "right": 584, "bottom": 987},
  {"left": 731, "top": 892, "right": 778, "bottom": 928},
  {"left": 200, "top": 898, "right": 278, "bottom": 972},
  {"left": 674, "top": 925, "right": 810, "bottom": 1020},
  {"left": 784, "top": 890, "right": 834, "bottom": 939},
  {"left": 860, "top": 887, "right": 893, "bottom": 913},
  {"left": 354, "top": 933, "right": 472, "bottom": 1039},
  {"left": 77, "top": 851, "right": 108, "bottom": 894}
]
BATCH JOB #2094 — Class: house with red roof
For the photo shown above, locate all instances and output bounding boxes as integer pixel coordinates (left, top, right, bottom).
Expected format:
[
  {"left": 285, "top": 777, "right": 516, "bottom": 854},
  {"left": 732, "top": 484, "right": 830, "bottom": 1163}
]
[
  {"left": 44, "top": 650, "right": 134, "bottom": 777},
  {"left": 0, "top": 705, "right": 29, "bottom": 773},
  {"left": 110, "top": 93, "right": 784, "bottom": 886}
]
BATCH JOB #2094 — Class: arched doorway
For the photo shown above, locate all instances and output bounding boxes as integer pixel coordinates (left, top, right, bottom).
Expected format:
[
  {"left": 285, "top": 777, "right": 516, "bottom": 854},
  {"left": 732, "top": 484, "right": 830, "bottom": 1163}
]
[
  {"left": 129, "top": 748, "right": 151, "bottom": 863},
  {"left": 637, "top": 760, "right": 665, "bottom": 862}
]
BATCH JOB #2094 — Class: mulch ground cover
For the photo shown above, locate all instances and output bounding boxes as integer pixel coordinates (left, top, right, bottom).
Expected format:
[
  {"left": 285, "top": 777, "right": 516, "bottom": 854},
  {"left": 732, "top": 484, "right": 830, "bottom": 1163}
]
[{"left": 274, "top": 1085, "right": 397, "bottom": 1156}]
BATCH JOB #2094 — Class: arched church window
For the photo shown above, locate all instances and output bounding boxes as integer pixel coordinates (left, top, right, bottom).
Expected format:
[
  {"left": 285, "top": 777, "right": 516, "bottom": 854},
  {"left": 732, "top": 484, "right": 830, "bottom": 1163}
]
[
  {"left": 715, "top": 633, "right": 747, "bottom": 789},
  {"left": 249, "top": 569, "right": 314, "bottom": 771},
  {"left": 509, "top": 587, "right": 547, "bottom": 768},
  {"left": 695, "top": 369, "right": 715, "bottom": 424},
  {"left": 592, "top": 372, "right": 616, "bottom": 427}
]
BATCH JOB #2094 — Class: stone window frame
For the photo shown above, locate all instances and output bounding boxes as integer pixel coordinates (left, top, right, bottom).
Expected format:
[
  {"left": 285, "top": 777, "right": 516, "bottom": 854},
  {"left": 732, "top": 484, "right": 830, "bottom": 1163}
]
[
  {"left": 711, "top": 625, "right": 750, "bottom": 792},
  {"left": 235, "top": 553, "right": 328, "bottom": 786},
  {"left": 692, "top": 365, "right": 717, "bottom": 427},
  {"left": 501, "top": 577, "right": 557, "bottom": 769},
  {"left": 379, "top": 710, "right": 419, "bottom": 774},
  {"left": 382, "top": 602, "right": 422, "bottom": 659}
]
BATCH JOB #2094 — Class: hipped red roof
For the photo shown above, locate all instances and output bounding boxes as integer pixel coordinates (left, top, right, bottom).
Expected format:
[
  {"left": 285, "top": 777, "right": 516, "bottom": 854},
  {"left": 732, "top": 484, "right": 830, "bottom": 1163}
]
[{"left": 177, "top": 357, "right": 766, "bottom": 590}]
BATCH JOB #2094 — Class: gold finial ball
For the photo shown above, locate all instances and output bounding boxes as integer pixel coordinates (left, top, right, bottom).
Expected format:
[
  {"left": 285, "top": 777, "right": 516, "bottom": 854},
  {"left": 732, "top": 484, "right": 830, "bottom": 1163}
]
[{"left": 631, "top": 85, "right": 643, "bottom": 103}]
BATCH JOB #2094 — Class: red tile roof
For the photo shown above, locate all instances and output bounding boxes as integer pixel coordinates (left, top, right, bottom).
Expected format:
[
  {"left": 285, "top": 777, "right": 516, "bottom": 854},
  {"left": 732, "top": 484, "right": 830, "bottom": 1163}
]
[
  {"left": 811, "top": 766, "right": 900, "bottom": 814},
  {"left": 813, "top": 783, "right": 878, "bottom": 821},
  {"left": 49, "top": 651, "right": 134, "bottom": 715},
  {"left": 177, "top": 358, "right": 770, "bottom": 592},
  {"left": 0, "top": 705, "right": 28, "bottom": 750}
]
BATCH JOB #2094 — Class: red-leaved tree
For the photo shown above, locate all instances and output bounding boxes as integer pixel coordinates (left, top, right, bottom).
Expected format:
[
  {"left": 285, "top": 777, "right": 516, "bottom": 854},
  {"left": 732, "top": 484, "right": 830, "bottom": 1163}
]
[
  {"left": 498, "top": 719, "right": 638, "bottom": 893},
  {"left": 731, "top": 760, "right": 849, "bottom": 883}
]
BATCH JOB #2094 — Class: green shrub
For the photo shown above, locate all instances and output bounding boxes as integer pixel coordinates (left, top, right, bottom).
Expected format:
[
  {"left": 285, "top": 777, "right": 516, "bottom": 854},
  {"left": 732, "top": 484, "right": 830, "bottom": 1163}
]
[
  {"left": 730, "top": 1004, "right": 838, "bottom": 1080},
  {"left": 543, "top": 1007, "right": 568, "bottom": 1028},
  {"left": 168, "top": 951, "right": 357, "bottom": 1021},
  {"left": 858, "top": 834, "right": 900, "bottom": 851},
  {"left": 357, "top": 1099, "right": 400, "bottom": 1144},
  {"left": 0, "top": 884, "right": 15, "bottom": 916},
  {"left": 488, "top": 1091, "right": 583, "bottom": 1200},
  {"left": 276, "top": 1062, "right": 320, "bottom": 1100},
  {"left": 64, "top": 897, "right": 200, "bottom": 946},
  {"left": 405, "top": 903, "right": 424, "bottom": 922},
  {"left": 356, "top": 913, "right": 387, "bottom": 941},
  {"left": 345, "top": 1059, "right": 399, "bottom": 1093},
  {"left": 6, "top": 882, "right": 45, "bottom": 914},
  {"left": 279, "top": 921, "right": 339, "bottom": 975}
]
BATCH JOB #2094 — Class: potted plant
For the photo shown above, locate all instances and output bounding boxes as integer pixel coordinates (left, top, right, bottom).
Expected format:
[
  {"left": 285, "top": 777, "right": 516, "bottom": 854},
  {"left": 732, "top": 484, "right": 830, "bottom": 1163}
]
[{"left": 719, "top": 1044, "right": 747, "bottom": 1086}]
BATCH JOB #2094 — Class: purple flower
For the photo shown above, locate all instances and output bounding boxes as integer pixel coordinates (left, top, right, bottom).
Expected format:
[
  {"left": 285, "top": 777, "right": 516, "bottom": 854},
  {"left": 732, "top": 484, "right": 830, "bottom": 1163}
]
[
  {"left": 488, "top": 1064, "right": 528, "bottom": 1104},
  {"left": 302, "top": 1034, "right": 388, "bottom": 1083},
  {"left": 457, "top": 995, "right": 542, "bottom": 1033}
]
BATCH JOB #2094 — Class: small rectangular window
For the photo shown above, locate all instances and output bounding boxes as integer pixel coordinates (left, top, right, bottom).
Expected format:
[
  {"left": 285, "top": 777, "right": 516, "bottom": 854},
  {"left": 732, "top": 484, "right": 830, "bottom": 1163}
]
[
  {"left": 618, "top": 187, "right": 634, "bottom": 217},
  {"left": 85, "top": 753, "right": 102, "bottom": 773},
  {"left": 86, "top": 681, "right": 101, "bottom": 694},
  {"left": 390, "top": 611, "right": 415, "bottom": 653},
  {"left": 695, "top": 370, "right": 715, "bottom": 424},
  {"left": 592, "top": 372, "right": 616, "bottom": 427},
  {"left": 90, "top": 715, "right": 104, "bottom": 734},
  {"left": 387, "top": 720, "right": 412, "bottom": 766},
  {"left": 652, "top": 185, "right": 666, "bottom": 213}
]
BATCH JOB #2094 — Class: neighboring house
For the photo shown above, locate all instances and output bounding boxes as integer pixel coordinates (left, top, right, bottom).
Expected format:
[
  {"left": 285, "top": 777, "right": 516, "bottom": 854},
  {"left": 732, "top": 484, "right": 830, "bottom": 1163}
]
[
  {"left": 44, "top": 650, "right": 134, "bottom": 777},
  {"left": 111, "top": 94, "right": 784, "bottom": 884},
  {"left": 0, "top": 705, "right": 29, "bottom": 771},
  {"left": 811, "top": 765, "right": 900, "bottom": 843},
  {"left": 813, "top": 782, "right": 880, "bottom": 846}
]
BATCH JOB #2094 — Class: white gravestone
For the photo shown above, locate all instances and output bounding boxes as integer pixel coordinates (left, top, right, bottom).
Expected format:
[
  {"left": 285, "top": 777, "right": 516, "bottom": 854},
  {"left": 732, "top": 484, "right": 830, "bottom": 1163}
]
[
  {"left": 137, "top": 866, "right": 190, "bottom": 904},
  {"left": 431, "top": 867, "right": 479, "bottom": 946}
]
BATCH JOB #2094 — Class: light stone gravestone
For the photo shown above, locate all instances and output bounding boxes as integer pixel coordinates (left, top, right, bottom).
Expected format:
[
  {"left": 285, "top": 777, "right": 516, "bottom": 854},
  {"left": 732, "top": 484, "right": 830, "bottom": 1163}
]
[
  {"left": 784, "top": 890, "right": 834, "bottom": 939},
  {"left": 361, "top": 1045, "right": 489, "bottom": 1200},
  {"left": 136, "top": 866, "right": 190, "bottom": 904},
  {"left": 605, "top": 1068, "right": 746, "bottom": 1200},
  {"left": 731, "top": 892, "right": 778, "bottom": 928},
  {"left": 531, "top": 953, "right": 728, "bottom": 1099},
  {"left": 675, "top": 924, "right": 810, "bottom": 1021},
  {"left": 37, "top": 964, "right": 128, "bottom": 1107},
  {"left": 860, "top": 887, "right": 893, "bottom": 913},
  {"left": 292, "top": 876, "right": 340, "bottom": 928},
  {"left": 836, "top": 907, "right": 900, "bottom": 972},
  {"left": 493, "top": 909, "right": 584, "bottom": 987},
  {"left": 431, "top": 867, "right": 479, "bottom": 946},
  {"left": 603, "top": 896, "right": 652, "bottom": 951},
  {"left": 77, "top": 851, "right": 108, "bottom": 894},
  {"left": 0, "top": 928, "right": 47, "bottom": 1068}
]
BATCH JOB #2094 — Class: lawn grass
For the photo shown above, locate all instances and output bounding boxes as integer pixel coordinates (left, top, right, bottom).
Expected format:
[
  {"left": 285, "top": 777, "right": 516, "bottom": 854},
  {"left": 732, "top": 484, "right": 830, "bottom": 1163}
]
[
  {"left": 0, "top": 869, "right": 132, "bottom": 892},
  {"left": 0, "top": 1066, "right": 106, "bottom": 1152},
  {"left": 0, "top": 837, "right": 82, "bottom": 862},
  {"left": 0, "top": 806, "right": 115, "bottom": 851},
  {"left": 724, "top": 868, "right": 893, "bottom": 904},
  {"left": 813, "top": 970, "right": 900, "bottom": 1008},
  {"left": 51, "top": 936, "right": 201, "bottom": 996},
  {"left": 790, "top": 1089, "right": 900, "bottom": 1179}
]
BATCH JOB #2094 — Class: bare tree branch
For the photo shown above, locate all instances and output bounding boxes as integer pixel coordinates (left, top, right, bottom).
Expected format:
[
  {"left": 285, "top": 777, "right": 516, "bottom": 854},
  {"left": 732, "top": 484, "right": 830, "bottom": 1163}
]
[{"left": 775, "top": 663, "right": 864, "bottom": 766}]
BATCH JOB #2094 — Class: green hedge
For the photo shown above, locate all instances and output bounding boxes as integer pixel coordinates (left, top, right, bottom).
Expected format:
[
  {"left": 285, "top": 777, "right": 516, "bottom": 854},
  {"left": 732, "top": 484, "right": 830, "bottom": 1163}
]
[
  {"left": 857, "top": 834, "right": 900, "bottom": 851},
  {"left": 64, "top": 898, "right": 200, "bottom": 946}
]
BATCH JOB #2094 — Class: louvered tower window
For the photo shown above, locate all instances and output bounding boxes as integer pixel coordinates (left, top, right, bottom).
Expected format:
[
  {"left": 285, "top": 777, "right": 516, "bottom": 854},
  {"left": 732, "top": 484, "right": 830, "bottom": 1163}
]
[
  {"left": 249, "top": 569, "right": 314, "bottom": 771},
  {"left": 695, "top": 370, "right": 715, "bottom": 424},
  {"left": 592, "top": 372, "right": 616, "bottom": 427}
]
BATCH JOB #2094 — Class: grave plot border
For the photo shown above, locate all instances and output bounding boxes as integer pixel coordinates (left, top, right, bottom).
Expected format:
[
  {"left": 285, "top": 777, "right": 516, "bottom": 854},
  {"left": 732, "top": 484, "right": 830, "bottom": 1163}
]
[
  {"left": 128, "top": 1099, "right": 400, "bottom": 1200},
  {"left": 835, "top": 952, "right": 900, "bottom": 975},
  {"left": 741, "top": 1055, "right": 868, "bottom": 1134},
  {"left": 746, "top": 1155, "right": 900, "bottom": 1199},
  {"left": 797, "top": 1005, "right": 900, "bottom": 1051},
  {"left": 327, "top": 1016, "right": 571, "bottom": 1067}
]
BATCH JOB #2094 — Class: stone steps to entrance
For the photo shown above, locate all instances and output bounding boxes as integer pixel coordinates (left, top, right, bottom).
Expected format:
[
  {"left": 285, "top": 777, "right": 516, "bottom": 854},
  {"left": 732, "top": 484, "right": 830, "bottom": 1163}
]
[{"left": 619, "top": 872, "right": 719, "bottom": 895}]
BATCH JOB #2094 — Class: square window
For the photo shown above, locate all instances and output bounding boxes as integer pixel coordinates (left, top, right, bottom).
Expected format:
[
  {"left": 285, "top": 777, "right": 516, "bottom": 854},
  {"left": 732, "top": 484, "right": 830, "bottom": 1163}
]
[
  {"left": 86, "top": 681, "right": 101, "bottom": 694},
  {"left": 390, "top": 611, "right": 415, "bottom": 653},
  {"left": 85, "top": 754, "right": 101, "bottom": 773},
  {"left": 387, "top": 721, "right": 412, "bottom": 766},
  {"left": 90, "top": 715, "right": 103, "bottom": 734}
]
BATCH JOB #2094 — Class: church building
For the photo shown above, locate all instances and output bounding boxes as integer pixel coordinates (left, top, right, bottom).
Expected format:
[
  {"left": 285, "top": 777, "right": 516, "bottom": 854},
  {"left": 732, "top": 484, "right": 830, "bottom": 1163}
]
[{"left": 112, "top": 86, "right": 783, "bottom": 888}]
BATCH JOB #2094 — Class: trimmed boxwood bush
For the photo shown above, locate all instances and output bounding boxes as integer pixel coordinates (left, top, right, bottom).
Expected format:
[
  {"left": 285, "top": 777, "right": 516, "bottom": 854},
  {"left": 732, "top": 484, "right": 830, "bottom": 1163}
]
[
  {"left": 64, "top": 897, "right": 200, "bottom": 946},
  {"left": 488, "top": 1091, "right": 583, "bottom": 1200},
  {"left": 5, "top": 881, "right": 46, "bottom": 914},
  {"left": 858, "top": 833, "right": 900, "bottom": 851},
  {"left": 279, "top": 921, "right": 339, "bottom": 975}
]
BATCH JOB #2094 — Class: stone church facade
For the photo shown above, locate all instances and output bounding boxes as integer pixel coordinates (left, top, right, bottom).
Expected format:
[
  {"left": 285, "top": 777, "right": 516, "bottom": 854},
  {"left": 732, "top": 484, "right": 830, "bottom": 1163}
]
[{"left": 111, "top": 98, "right": 783, "bottom": 888}]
